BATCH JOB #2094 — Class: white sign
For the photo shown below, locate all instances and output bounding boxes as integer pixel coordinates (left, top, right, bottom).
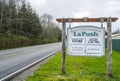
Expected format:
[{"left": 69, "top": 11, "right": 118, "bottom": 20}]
[{"left": 67, "top": 26, "right": 105, "bottom": 56}]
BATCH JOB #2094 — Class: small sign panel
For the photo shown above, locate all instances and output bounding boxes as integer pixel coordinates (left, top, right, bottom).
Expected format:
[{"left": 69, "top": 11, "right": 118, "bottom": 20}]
[{"left": 67, "top": 26, "right": 105, "bottom": 56}]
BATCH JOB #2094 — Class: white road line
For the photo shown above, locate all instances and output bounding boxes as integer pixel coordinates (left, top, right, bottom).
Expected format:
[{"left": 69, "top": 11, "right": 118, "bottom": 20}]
[{"left": 0, "top": 49, "right": 61, "bottom": 81}]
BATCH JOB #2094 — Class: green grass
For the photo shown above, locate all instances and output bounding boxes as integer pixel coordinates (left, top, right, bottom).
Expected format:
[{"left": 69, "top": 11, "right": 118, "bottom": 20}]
[{"left": 26, "top": 50, "right": 120, "bottom": 81}]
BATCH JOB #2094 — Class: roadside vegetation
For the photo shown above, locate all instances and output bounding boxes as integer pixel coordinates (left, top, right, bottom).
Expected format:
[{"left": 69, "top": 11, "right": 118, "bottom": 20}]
[
  {"left": 26, "top": 50, "right": 120, "bottom": 81},
  {"left": 0, "top": 0, "right": 61, "bottom": 50}
]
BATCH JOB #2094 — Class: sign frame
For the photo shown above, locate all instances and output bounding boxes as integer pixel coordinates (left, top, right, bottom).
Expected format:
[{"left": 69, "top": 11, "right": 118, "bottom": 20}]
[{"left": 67, "top": 25, "right": 105, "bottom": 57}]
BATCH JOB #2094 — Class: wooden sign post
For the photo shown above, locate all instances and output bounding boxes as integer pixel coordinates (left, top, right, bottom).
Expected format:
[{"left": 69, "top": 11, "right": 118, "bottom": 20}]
[
  {"left": 107, "top": 17, "right": 112, "bottom": 77},
  {"left": 56, "top": 17, "right": 118, "bottom": 76},
  {"left": 62, "top": 18, "right": 66, "bottom": 74}
]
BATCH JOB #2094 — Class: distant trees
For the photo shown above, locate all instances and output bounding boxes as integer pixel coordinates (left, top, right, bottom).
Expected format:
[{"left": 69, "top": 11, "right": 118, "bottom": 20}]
[
  {"left": 40, "top": 13, "right": 61, "bottom": 42},
  {"left": 0, "top": 0, "right": 61, "bottom": 49},
  {"left": 112, "top": 29, "right": 120, "bottom": 34},
  {"left": 105, "top": 29, "right": 120, "bottom": 35},
  {"left": 0, "top": 0, "right": 42, "bottom": 37}
]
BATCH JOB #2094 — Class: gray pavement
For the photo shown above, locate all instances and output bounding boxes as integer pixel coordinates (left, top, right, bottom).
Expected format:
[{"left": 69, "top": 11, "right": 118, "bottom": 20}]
[{"left": 0, "top": 43, "right": 61, "bottom": 79}]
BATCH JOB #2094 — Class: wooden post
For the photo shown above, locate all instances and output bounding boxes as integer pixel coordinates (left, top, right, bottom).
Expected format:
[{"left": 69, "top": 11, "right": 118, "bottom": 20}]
[
  {"left": 107, "top": 17, "right": 112, "bottom": 77},
  {"left": 62, "top": 18, "right": 66, "bottom": 74}
]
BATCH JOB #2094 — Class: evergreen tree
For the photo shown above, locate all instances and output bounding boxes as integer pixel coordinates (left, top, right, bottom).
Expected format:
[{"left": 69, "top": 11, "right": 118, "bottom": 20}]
[
  {"left": 8, "top": 0, "right": 17, "bottom": 33},
  {"left": 0, "top": 0, "right": 61, "bottom": 49}
]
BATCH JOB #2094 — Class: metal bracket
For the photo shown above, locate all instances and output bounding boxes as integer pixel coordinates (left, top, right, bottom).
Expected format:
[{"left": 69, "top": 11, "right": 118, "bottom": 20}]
[
  {"left": 100, "top": 17, "right": 105, "bottom": 28},
  {"left": 68, "top": 18, "right": 72, "bottom": 28},
  {"left": 83, "top": 17, "right": 88, "bottom": 22}
]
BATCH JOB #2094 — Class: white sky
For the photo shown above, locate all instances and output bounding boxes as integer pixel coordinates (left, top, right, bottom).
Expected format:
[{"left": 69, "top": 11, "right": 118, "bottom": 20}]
[{"left": 27, "top": 0, "right": 120, "bottom": 31}]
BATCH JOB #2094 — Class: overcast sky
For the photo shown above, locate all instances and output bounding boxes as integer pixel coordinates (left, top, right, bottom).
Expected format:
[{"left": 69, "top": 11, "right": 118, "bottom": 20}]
[{"left": 27, "top": 0, "right": 120, "bottom": 31}]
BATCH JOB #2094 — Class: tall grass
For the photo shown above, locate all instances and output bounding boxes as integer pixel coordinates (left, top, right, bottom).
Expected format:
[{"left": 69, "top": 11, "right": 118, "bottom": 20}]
[{"left": 26, "top": 51, "right": 120, "bottom": 81}]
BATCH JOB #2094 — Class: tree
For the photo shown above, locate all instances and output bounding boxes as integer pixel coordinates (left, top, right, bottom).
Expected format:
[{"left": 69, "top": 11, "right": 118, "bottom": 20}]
[
  {"left": 113, "top": 29, "right": 120, "bottom": 34},
  {"left": 18, "top": 0, "right": 42, "bottom": 37},
  {"left": 8, "top": 0, "right": 17, "bottom": 32},
  {"left": 0, "top": 0, "right": 4, "bottom": 24},
  {"left": 0, "top": 0, "right": 61, "bottom": 49},
  {"left": 40, "top": 13, "right": 61, "bottom": 41}
]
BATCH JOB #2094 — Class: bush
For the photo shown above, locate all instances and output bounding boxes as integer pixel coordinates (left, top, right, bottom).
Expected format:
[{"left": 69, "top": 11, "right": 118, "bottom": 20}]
[
  {"left": 0, "top": 33, "right": 60, "bottom": 50},
  {"left": 0, "top": 35, "right": 30, "bottom": 49}
]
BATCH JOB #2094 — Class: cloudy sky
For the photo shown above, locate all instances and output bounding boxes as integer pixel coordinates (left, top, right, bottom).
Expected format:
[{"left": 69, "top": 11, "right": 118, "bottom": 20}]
[{"left": 27, "top": 0, "right": 120, "bottom": 31}]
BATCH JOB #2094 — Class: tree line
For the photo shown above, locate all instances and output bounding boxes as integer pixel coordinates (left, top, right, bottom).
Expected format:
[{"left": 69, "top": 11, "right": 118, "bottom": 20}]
[
  {"left": 112, "top": 29, "right": 120, "bottom": 34},
  {"left": 0, "top": 0, "right": 61, "bottom": 49}
]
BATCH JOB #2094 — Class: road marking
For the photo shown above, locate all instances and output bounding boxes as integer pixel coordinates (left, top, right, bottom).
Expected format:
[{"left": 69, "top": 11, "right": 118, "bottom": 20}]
[
  {"left": 22, "top": 49, "right": 36, "bottom": 53},
  {"left": 0, "top": 49, "right": 61, "bottom": 81},
  {"left": 0, "top": 49, "right": 37, "bottom": 59}
]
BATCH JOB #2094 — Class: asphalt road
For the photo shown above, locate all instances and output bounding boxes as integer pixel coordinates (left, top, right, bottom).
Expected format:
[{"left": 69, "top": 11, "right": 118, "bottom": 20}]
[{"left": 0, "top": 42, "right": 61, "bottom": 79}]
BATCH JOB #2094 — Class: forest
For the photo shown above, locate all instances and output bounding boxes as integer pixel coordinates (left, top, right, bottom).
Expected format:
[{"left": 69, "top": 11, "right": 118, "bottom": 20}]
[{"left": 0, "top": 0, "right": 61, "bottom": 49}]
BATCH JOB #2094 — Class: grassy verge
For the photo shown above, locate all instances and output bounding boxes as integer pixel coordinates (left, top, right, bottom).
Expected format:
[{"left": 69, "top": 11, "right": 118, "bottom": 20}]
[{"left": 26, "top": 50, "right": 120, "bottom": 81}]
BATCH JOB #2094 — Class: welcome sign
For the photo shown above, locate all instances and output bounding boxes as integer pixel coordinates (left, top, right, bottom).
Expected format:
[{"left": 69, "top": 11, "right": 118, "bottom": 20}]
[{"left": 67, "top": 26, "right": 105, "bottom": 56}]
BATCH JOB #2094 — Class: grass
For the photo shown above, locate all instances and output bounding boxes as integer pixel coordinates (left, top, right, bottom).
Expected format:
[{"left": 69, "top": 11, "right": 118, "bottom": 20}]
[{"left": 26, "top": 50, "right": 120, "bottom": 81}]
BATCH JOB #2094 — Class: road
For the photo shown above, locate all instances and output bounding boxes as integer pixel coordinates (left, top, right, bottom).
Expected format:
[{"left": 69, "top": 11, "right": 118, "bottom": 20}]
[{"left": 0, "top": 42, "right": 61, "bottom": 80}]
